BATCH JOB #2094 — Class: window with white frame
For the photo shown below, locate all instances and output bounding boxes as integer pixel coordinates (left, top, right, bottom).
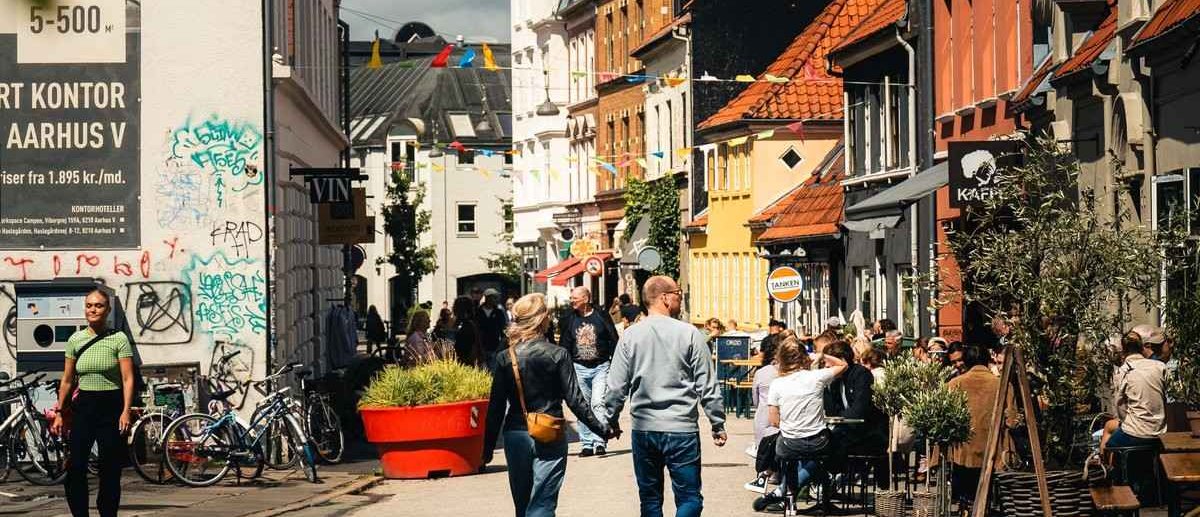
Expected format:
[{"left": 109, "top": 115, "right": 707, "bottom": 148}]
[
  {"left": 898, "top": 265, "right": 919, "bottom": 336},
  {"left": 457, "top": 203, "right": 477, "bottom": 234}
]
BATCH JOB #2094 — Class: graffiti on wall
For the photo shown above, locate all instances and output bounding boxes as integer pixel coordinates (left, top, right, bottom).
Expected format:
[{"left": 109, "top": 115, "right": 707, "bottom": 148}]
[
  {"left": 2, "top": 251, "right": 154, "bottom": 281},
  {"left": 155, "top": 158, "right": 215, "bottom": 229},
  {"left": 183, "top": 253, "right": 266, "bottom": 337},
  {"left": 123, "top": 282, "right": 193, "bottom": 345},
  {"left": 168, "top": 115, "right": 263, "bottom": 208},
  {"left": 209, "top": 221, "right": 264, "bottom": 259},
  {"left": 208, "top": 340, "right": 254, "bottom": 410}
]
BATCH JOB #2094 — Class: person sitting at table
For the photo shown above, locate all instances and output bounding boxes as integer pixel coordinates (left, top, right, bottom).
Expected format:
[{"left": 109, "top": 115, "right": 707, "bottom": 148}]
[
  {"left": 1100, "top": 331, "right": 1167, "bottom": 457},
  {"left": 822, "top": 340, "right": 888, "bottom": 488},
  {"left": 761, "top": 335, "right": 848, "bottom": 503},
  {"left": 946, "top": 343, "right": 1017, "bottom": 506},
  {"left": 744, "top": 329, "right": 788, "bottom": 493}
]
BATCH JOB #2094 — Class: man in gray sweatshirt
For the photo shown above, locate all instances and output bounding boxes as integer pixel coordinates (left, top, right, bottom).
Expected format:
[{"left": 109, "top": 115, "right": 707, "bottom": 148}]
[{"left": 604, "top": 275, "right": 726, "bottom": 517}]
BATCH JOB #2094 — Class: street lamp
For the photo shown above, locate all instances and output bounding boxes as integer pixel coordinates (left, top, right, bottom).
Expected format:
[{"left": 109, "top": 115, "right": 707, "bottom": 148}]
[{"left": 536, "top": 69, "right": 560, "bottom": 117}]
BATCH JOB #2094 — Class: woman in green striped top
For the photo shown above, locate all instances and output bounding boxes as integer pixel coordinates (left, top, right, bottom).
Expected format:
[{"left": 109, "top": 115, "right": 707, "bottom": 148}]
[{"left": 50, "top": 289, "right": 134, "bottom": 517}]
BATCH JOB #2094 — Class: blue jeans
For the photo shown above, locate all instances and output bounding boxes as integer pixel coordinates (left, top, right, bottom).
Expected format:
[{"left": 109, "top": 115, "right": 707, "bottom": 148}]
[
  {"left": 573, "top": 362, "right": 609, "bottom": 449},
  {"left": 631, "top": 430, "right": 703, "bottom": 517},
  {"left": 503, "top": 430, "right": 568, "bottom": 517}
]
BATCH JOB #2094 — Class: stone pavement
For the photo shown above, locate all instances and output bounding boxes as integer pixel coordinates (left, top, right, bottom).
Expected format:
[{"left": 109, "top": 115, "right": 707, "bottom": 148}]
[
  {"left": 346, "top": 412, "right": 770, "bottom": 516},
  {"left": 0, "top": 459, "right": 380, "bottom": 516}
]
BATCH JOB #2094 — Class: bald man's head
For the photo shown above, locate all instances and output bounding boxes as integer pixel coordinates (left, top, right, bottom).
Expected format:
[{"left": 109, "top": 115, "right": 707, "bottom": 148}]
[
  {"left": 643, "top": 276, "right": 682, "bottom": 317},
  {"left": 569, "top": 286, "right": 592, "bottom": 313}
]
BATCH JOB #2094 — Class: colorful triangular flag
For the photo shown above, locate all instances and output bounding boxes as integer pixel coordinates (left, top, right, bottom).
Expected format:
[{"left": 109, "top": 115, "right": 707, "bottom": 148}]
[
  {"left": 626, "top": 74, "right": 648, "bottom": 84},
  {"left": 482, "top": 43, "right": 498, "bottom": 71},
  {"left": 651, "top": 151, "right": 665, "bottom": 159},
  {"left": 450, "top": 141, "right": 467, "bottom": 153},
  {"left": 756, "top": 129, "right": 776, "bottom": 140},
  {"left": 665, "top": 77, "right": 687, "bottom": 87},
  {"left": 458, "top": 48, "right": 477, "bottom": 68},
  {"left": 786, "top": 121, "right": 805, "bottom": 140},
  {"left": 728, "top": 136, "right": 749, "bottom": 146},
  {"left": 636, "top": 158, "right": 648, "bottom": 169},
  {"left": 431, "top": 163, "right": 445, "bottom": 172},
  {"left": 765, "top": 74, "right": 789, "bottom": 84},
  {"left": 430, "top": 44, "right": 455, "bottom": 68},
  {"left": 571, "top": 71, "right": 588, "bottom": 79},
  {"left": 735, "top": 74, "right": 756, "bottom": 83},
  {"left": 675, "top": 147, "right": 693, "bottom": 157}
]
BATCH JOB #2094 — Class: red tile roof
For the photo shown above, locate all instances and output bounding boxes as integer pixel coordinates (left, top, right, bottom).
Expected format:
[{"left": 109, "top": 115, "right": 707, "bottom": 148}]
[
  {"left": 1053, "top": 6, "right": 1117, "bottom": 81},
  {"left": 697, "top": 0, "right": 891, "bottom": 131},
  {"left": 1128, "top": 0, "right": 1200, "bottom": 52},
  {"left": 686, "top": 213, "right": 708, "bottom": 229},
  {"left": 752, "top": 148, "right": 846, "bottom": 243},
  {"left": 1010, "top": 57, "right": 1058, "bottom": 108},
  {"left": 832, "top": 0, "right": 907, "bottom": 55},
  {"left": 631, "top": 13, "right": 692, "bottom": 58}
]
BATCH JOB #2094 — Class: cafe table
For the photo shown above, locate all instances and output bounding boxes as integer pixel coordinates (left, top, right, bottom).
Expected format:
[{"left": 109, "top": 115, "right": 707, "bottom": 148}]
[{"left": 1160, "top": 452, "right": 1200, "bottom": 517}]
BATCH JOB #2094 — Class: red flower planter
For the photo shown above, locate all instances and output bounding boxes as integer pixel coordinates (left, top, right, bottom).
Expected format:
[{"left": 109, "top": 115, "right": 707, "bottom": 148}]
[{"left": 360, "top": 399, "right": 489, "bottom": 479}]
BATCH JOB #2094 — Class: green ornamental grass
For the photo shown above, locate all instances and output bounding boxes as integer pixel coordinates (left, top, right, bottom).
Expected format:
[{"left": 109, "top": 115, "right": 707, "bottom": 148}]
[{"left": 358, "top": 359, "right": 492, "bottom": 408}]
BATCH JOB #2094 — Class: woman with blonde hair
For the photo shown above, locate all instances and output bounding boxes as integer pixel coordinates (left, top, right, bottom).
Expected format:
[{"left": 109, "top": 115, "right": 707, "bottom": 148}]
[
  {"left": 482, "top": 293, "right": 613, "bottom": 517},
  {"left": 850, "top": 336, "right": 873, "bottom": 362},
  {"left": 404, "top": 310, "right": 433, "bottom": 364}
]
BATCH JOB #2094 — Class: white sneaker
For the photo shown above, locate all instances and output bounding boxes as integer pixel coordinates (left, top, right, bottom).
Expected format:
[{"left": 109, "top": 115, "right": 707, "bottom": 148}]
[{"left": 744, "top": 475, "right": 768, "bottom": 494}]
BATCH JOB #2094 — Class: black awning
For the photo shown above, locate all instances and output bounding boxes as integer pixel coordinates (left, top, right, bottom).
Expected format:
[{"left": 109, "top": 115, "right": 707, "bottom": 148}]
[{"left": 845, "top": 161, "right": 948, "bottom": 221}]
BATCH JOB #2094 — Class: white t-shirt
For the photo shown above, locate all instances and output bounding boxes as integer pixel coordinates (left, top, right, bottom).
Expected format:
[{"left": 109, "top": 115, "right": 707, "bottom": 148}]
[{"left": 768, "top": 368, "right": 838, "bottom": 439}]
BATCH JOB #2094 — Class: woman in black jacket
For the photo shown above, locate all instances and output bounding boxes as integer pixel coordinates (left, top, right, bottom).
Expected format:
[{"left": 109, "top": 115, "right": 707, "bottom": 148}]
[{"left": 483, "top": 293, "right": 614, "bottom": 517}]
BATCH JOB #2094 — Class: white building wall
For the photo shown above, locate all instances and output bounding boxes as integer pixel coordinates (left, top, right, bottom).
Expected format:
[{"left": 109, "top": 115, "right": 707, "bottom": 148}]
[
  {"left": 643, "top": 43, "right": 690, "bottom": 181},
  {"left": 0, "top": 2, "right": 345, "bottom": 411},
  {"left": 512, "top": 0, "right": 572, "bottom": 286}
]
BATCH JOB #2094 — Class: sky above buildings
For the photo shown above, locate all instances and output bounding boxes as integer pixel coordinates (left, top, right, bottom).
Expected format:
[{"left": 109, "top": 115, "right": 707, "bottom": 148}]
[{"left": 341, "top": 0, "right": 510, "bottom": 43}]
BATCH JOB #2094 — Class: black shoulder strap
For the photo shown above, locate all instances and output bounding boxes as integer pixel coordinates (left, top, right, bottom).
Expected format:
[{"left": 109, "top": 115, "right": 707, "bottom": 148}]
[{"left": 74, "top": 329, "right": 119, "bottom": 361}]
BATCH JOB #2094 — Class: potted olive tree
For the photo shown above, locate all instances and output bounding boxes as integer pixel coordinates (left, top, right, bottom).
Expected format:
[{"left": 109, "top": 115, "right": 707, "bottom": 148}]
[
  {"left": 872, "top": 355, "right": 955, "bottom": 517},
  {"left": 904, "top": 386, "right": 973, "bottom": 517},
  {"left": 358, "top": 357, "right": 492, "bottom": 479}
]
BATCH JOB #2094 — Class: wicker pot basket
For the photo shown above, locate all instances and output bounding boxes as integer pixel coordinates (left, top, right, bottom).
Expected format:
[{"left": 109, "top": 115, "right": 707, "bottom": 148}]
[
  {"left": 873, "top": 489, "right": 906, "bottom": 517},
  {"left": 991, "top": 469, "right": 1103, "bottom": 517},
  {"left": 910, "top": 490, "right": 938, "bottom": 517}
]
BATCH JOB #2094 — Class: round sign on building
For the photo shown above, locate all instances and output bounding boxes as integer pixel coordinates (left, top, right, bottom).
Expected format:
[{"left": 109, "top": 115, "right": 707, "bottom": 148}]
[{"left": 766, "top": 266, "right": 804, "bottom": 304}]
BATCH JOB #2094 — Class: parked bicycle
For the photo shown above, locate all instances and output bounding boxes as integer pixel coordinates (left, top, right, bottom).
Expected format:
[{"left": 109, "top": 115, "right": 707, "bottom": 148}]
[
  {"left": 162, "top": 362, "right": 318, "bottom": 487},
  {"left": 126, "top": 381, "right": 190, "bottom": 484},
  {"left": 0, "top": 370, "right": 68, "bottom": 486},
  {"left": 256, "top": 368, "right": 344, "bottom": 466}
]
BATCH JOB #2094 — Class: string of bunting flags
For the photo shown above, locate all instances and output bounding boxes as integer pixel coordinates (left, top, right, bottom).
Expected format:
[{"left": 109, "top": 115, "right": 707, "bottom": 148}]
[
  {"left": 398, "top": 101, "right": 862, "bottom": 179},
  {"left": 361, "top": 39, "right": 906, "bottom": 88}
]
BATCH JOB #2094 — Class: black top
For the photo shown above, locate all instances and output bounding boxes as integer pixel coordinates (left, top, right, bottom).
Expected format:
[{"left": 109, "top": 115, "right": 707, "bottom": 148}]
[
  {"left": 483, "top": 339, "right": 609, "bottom": 463},
  {"left": 558, "top": 309, "right": 619, "bottom": 368},
  {"left": 476, "top": 306, "right": 508, "bottom": 356},
  {"left": 619, "top": 303, "right": 643, "bottom": 323},
  {"left": 823, "top": 364, "right": 887, "bottom": 448}
]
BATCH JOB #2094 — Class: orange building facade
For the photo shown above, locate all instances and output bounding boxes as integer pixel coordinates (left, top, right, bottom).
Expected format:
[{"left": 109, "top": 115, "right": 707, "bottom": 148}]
[{"left": 932, "top": 0, "right": 1039, "bottom": 340}]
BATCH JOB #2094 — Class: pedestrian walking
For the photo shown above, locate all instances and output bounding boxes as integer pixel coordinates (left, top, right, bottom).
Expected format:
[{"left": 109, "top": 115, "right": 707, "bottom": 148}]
[
  {"left": 452, "top": 296, "right": 482, "bottom": 366},
  {"left": 559, "top": 286, "right": 619, "bottom": 456},
  {"left": 483, "top": 293, "right": 615, "bottom": 517},
  {"left": 604, "top": 276, "right": 726, "bottom": 517},
  {"left": 365, "top": 305, "right": 388, "bottom": 356},
  {"left": 478, "top": 288, "right": 509, "bottom": 370},
  {"left": 50, "top": 289, "right": 135, "bottom": 517},
  {"left": 405, "top": 310, "right": 434, "bottom": 364}
]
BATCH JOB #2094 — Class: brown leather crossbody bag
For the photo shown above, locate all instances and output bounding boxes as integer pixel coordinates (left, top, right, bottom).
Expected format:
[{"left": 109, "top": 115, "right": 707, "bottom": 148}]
[{"left": 508, "top": 345, "right": 564, "bottom": 443}]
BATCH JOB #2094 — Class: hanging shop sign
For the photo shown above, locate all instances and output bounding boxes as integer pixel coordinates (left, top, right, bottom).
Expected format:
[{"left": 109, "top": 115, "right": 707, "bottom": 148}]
[
  {"left": 766, "top": 266, "right": 804, "bottom": 303},
  {"left": 947, "top": 140, "right": 1024, "bottom": 209},
  {"left": 569, "top": 238, "right": 600, "bottom": 258},
  {"left": 0, "top": 0, "right": 141, "bottom": 248},
  {"left": 318, "top": 188, "right": 375, "bottom": 245}
]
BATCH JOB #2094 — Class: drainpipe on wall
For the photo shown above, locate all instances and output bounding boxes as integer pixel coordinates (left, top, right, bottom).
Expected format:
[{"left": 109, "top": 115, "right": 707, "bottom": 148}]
[
  {"left": 915, "top": 0, "right": 938, "bottom": 336},
  {"left": 261, "top": 0, "right": 277, "bottom": 377},
  {"left": 895, "top": 25, "right": 919, "bottom": 332}
]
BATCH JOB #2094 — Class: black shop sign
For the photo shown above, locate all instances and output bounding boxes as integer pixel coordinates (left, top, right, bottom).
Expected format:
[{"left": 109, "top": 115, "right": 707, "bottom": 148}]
[{"left": 947, "top": 140, "right": 1023, "bottom": 209}]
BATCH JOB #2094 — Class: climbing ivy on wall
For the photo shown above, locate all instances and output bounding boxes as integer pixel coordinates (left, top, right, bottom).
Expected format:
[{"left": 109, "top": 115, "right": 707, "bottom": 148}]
[{"left": 624, "top": 174, "right": 680, "bottom": 279}]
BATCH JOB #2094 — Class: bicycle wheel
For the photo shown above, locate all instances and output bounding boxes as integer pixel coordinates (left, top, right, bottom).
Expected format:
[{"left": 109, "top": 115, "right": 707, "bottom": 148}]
[
  {"left": 130, "top": 413, "right": 172, "bottom": 484},
  {"left": 255, "top": 406, "right": 298, "bottom": 470},
  {"left": 10, "top": 413, "right": 67, "bottom": 486},
  {"left": 0, "top": 440, "right": 11, "bottom": 482},
  {"left": 306, "top": 396, "right": 344, "bottom": 464},
  {"left": 162, "top": 413, "right": 233, "bottom": 487},
  {"left": 283, "top": 414, "right": 318, "bottom": 483}
]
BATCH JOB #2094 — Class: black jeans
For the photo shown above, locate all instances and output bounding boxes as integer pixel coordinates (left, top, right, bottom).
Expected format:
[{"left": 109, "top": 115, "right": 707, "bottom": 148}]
[{"left": 66, "top": 389, "right": 125, "bottom": 517}]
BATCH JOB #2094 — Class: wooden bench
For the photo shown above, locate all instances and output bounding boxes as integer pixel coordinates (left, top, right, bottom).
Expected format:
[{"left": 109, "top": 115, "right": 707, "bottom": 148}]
[{"left": 1090, "top": 485, "right": 1140, "bottom": 516}]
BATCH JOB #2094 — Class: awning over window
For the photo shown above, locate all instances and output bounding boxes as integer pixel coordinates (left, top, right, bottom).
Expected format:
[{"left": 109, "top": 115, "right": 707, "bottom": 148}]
[
  {"left": 844, "top": 161, "right": 948, "bottom": 221},
  {"left": 550, "top": 253, "right": 613, "bottom": 286},
  {"left": 533, "top": 257, "right": 580, "bottom": 284}
]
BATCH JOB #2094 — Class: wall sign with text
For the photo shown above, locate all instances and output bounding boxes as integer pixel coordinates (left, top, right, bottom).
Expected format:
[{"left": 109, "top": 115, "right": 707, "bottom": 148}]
[
  {"left": 947, "top": 140, "right": 1023, "bottom": 210},
  {"left": 0, "top": 0, "right": 140, "bottom": 248}
]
